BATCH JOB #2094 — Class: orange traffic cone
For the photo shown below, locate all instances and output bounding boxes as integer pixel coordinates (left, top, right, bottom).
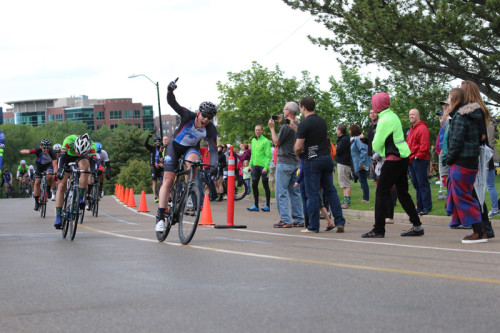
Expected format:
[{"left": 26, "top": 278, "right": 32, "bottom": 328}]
[
  {"left": 199, "top": 194, "right": 215, "bottom": 226},
  {"left": 114, "top": 184, "right": 118, "bottom": 197},
  {"left": 127, "top": 188, "right": 137, "bottom": 207},
  {"left": 120, "top": 186, "right": 125, "bottom": 202},
  {"left": 138, "top": 190, "right": 149, "bottom": 212},
  {"left": 124, "top": 188, "right": 130, "bottom": 205}
]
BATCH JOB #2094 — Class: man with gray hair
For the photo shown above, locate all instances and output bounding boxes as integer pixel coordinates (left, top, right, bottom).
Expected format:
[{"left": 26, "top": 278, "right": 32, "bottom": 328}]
[{"left": 268, "top": 102, "right": 304, "bottom": 228}]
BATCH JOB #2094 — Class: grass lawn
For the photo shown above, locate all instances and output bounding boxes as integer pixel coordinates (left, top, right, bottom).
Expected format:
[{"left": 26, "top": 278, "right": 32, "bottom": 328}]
[{"left": 255, "top": 168, "right": 500, "bottom": 218}]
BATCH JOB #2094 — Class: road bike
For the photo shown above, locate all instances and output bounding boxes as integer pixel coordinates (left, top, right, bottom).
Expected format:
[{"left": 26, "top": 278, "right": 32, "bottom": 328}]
[
  {"left": 89, "top": 170, "right": 101, "bottom": 218},
  {"left": 20, "top": 177, "right": 30, "bottom": 198},
  {"left": 39, "top": 171, "right": 50, "bottom": 218},
  {"left": 61, "top": 162, "right": 90, "bottom": 241},
  {"left": 156, "top": 158, "right": 208, "bottom": 245}
]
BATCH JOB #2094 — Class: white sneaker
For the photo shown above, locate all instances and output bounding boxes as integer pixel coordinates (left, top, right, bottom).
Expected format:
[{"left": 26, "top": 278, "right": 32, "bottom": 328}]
[
  {"left": 100, "top": 190, "right": 104, "bottom": 198},
  {"left": 156, "top": 220, "right": 166, "bottom": 233},
  {"left": 488, "top": 210, "right": 499, "bottom": 218}
]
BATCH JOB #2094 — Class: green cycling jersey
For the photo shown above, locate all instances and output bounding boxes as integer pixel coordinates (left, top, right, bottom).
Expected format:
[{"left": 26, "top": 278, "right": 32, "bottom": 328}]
[{"left": 61, "top": 135, "right": 96, "bottom": 157}]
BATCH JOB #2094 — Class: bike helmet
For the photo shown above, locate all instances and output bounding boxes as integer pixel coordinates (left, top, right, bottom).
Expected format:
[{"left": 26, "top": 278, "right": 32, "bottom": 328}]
[
  {"left": 95, "top": 142, "right": 103, "bottom": 153},
  {"left": 53, "top": 143, "right": 62, "bottom": 151},
  {"left": 40, "top": 138, "right": 52, "bottom": 149},
  {"left": 154, "top": 136, "right": 161, "bottom": 143},
  {"left": 29, "top": 165, "right": 34, "bottom": 170},
  {"left": 199, "top": 101, "right": 217, "bottom": 117},
  {"left": 20, "top": 160, "right": 26, "bottom": 165},
  {"left": 74, "top": 133, "right": 91, "bottom": 155},
  {"left": 3, "top": 168, "right": 8, "bottom": 173}
]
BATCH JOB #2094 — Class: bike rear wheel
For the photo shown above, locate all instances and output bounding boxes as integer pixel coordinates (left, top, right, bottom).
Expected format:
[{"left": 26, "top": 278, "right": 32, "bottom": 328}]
[{"left": 178, "top": 184, "right": 201, "bottom": 245}]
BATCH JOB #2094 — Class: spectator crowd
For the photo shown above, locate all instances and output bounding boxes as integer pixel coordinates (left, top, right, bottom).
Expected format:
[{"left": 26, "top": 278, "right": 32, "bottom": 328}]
[{"left": 148, "top": 80, "right": 498, "bottom": 244}]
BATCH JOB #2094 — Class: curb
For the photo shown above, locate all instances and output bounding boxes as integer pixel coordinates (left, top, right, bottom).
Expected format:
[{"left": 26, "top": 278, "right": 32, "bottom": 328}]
[{"left": 341, "top": 209, "right": 452, "bottom": 227}]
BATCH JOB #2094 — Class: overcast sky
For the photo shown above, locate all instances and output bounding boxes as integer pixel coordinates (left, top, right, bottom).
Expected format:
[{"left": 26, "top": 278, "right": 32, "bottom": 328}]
[{"left": 0, "top": 0, "right": 381, "bottom": 116}]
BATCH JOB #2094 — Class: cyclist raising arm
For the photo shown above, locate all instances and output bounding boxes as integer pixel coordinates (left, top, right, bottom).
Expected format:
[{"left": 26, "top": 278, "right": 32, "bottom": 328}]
[
  {"left": 155, "top": 78, "right": 218, "bottom": 233},
  {"left": 20, "top": 138, "right": 58, "bottom": 211}
]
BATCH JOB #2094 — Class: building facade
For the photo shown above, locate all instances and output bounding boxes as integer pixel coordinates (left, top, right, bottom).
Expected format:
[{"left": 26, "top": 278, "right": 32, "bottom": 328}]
[{"left": 2, "top": 95, "right": 179, "bottom": 136}]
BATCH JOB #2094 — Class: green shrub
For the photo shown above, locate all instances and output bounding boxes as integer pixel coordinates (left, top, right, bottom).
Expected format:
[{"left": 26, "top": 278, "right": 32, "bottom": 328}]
[{"left": 117, "top": 159, "right": 152, "bottom": 194}]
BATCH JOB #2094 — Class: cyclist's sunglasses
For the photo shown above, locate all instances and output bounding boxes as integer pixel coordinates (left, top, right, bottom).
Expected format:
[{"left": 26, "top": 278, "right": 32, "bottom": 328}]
[{"left": 200, "top": 112, "right": 213, "bottom": 120}]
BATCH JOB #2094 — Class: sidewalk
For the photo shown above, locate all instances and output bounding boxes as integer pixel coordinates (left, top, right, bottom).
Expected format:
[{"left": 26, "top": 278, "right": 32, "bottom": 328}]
[{"left": 136, "top": 192, "right": 495, "bottom": 229}]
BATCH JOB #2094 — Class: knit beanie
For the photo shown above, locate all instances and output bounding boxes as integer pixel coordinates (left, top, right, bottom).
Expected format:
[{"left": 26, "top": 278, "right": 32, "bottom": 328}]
[{"left": 372, "top": 92, "right": 391, "bottom": 113}]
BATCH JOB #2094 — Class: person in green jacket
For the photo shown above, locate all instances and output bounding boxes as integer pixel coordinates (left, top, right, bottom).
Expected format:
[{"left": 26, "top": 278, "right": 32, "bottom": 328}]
[
  {"left": 361, "top": 92, "right": 423, "bottom": 238},
  {"left": 247, "top": 124, "right": 272, "bottom": 212}
]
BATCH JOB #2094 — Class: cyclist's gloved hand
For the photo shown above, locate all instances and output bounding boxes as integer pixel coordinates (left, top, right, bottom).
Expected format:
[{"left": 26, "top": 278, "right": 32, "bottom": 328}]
[
  {"left": 147, "top": 133, "right": 153, "bottom": 139},
  {"left": 56, "top": 169, "right": 64, "bottom": 180},
  {"left": 167, "top": 78, "right": 178, "bottom": 92},
  {"left": 105, "top": 169, "right": 111, "bottom": 180}
]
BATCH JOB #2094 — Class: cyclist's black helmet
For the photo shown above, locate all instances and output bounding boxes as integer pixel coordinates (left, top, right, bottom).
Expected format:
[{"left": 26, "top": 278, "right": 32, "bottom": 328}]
[
  {"left": 3, "top": 168, "right": 8, "bottom": 173},
  {"left": 154, "top": 136, "right": 161, "bottom": 143},
  {"left": 41, "top": 138, "right": 52, "bottom": 149},
  {"left": 199, "top": 101, "right": 217, "bottom": 117}
]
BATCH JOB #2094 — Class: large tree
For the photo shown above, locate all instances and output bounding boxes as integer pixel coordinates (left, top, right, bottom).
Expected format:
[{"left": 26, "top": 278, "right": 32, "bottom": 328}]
[
  {"left": 283, "top": 0, "right": 500, "bottom": 105},
  {"left": 216, "top": 62, "right": 301, "bottom": 143}
]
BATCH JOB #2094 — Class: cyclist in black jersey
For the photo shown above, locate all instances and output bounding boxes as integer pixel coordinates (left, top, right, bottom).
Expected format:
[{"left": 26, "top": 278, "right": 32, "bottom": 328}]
[{"left": 155, "top": 78, "right": 218, "bottom": 233}]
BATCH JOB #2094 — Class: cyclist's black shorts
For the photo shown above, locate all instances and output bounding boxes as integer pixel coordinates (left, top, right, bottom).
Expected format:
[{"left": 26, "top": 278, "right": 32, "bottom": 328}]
[
  {"left": 163, "top": 141, "right": 201, "bottom": 173},
  {"left": 64, "top": 155, "right": 95, "bottom": 173},
  {"left": 35, "top": 162, "right": 54, "bottom": 178},
  {"left": 150, "top": 165, "right": 163, "bottom": 180}
]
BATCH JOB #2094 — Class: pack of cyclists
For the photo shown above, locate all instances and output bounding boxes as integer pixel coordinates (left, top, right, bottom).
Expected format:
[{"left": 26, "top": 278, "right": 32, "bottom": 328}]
[{"left": 1, "top": 78, "right": 220, "bottom": 240}]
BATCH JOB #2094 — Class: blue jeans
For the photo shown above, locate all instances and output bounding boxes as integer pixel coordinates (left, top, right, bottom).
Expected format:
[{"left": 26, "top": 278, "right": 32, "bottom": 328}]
[
  {"left": 356, "top": 169, "right": 369, "bottom": 201},
  {"left": 275, "top": 163, "right": 303, "bottom": 224},
  {"left": 244, "top": 178, "right": 251, "bottom": 195},
  {"left": 303, "top": 155, "right": 345, "bottom": 232},
  {"left": 409, "top": 159, "right": 432, "bottom": 212},
  {"left": 487, "top": 168, "right": 498, "bottom": 211}
]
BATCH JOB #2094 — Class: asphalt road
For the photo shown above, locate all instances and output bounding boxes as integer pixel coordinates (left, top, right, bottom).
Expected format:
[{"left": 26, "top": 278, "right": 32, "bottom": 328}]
[{"left": 1, "top": 193, "right": 500, "bottom": 333}]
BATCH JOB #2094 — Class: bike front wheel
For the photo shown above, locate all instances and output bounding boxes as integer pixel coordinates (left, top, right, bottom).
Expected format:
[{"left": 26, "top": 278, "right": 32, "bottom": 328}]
[
  {"left": 156, "top": 186, "right": 176, "bottom": 242},
  {"left": 40, "top": 186, "right": 47, "bottom": 218},
  {"left": 178, "top": 184, "right": 201, "bottom": 245},
  {"left": 69, "top": 189, "right": 79, "bottom": 241},
  {"left": 61, "top": 191, "right": 70, "bottom": 239}
]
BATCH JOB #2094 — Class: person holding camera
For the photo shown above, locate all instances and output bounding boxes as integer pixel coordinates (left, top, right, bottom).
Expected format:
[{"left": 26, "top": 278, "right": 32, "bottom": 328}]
[{"left": 268, "top": 102, "right": 304, "bottom": 228}]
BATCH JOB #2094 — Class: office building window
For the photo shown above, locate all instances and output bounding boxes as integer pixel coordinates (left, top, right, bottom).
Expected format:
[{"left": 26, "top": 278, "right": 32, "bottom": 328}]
[
  {"left": 56, "top": 114, "right": 63, "bottom": 122},
  {"left": 134, "top": 110, "right": 141, "bottom": 119},
  {"left": 96, "top": 111, "right": 105, "bottom": 120},
  {"left": 110, "top": 111, "right": 122, "bottom": 120},
  {"left": 110, "top": 124, "right": 118, "bottom": 129}
]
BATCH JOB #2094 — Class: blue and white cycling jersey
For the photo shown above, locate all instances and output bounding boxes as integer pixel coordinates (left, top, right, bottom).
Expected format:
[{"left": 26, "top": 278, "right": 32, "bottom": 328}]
[{"left": 174, "top": 119, "right": 208, "bottom": 147}]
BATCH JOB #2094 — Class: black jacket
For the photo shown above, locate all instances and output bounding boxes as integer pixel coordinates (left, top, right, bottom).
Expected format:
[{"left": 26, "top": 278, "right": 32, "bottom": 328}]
[{"left": 335, "top": 134, "right": 352, "bottom": 166}]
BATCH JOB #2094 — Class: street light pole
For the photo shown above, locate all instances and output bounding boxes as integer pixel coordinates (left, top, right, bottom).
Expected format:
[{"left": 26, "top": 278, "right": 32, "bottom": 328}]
[{"left": 128, "top": 74, "right": 163, "bottom": 136}]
